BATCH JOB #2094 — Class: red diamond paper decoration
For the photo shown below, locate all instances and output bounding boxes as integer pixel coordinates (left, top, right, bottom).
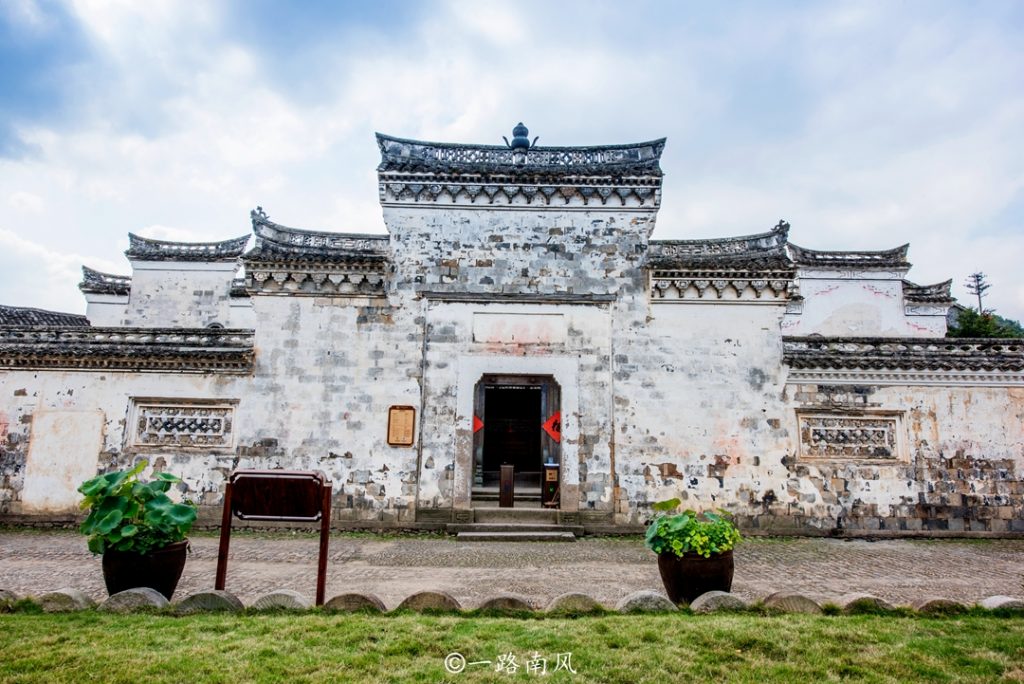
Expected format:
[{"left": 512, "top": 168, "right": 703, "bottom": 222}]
[
  {"left": 542, "top": 411, "right": 561, "bottom": 443},
  {"left": 472, "top": 415, "right": 484, "bottom": 433}
]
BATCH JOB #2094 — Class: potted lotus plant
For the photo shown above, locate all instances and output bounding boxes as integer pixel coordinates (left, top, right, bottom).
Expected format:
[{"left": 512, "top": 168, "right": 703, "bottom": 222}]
[
  {"left": 78, "top": 460, "right": 198, "bottom": 600},
  {"left": 645, "top": 498, "right": 742, "bottom": 604}
]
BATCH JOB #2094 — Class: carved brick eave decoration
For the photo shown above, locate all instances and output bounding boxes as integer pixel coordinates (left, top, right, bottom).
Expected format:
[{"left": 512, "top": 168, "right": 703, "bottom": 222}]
[
  {"left": 79, "top": 266, "right": 131, "bottom": 296},
  {"left": 788, "top": 243, "right": 910, "bottom": 271},
  {"left": 376, "top": 133, "right": 665, "bottom": 176},
  {"left": 797, "top": 411, "right": 905, "bottom": 462},
  {"left": 243, "top": 209, "right": 389, "bottom": 296},
  {"left": 783, "top": 336, "right": 1024, "bottom": 386},
  {"left": 128, "top": 398, "right": 238, "bottom": 450},
  {"left": 0, "top": 326, "right": 255, "bottom": 374},
  {"left": 125, "top": 232, "right": 250, "bottom": 262},
  {"left": 650, "top": 270, "right": 795, "bottom": 302},
  {"left": 649, "top": 223, "right": 795, "bottom": 301},
  {"left": 375, "top": 133, "right": 664, "bottom": 208}
]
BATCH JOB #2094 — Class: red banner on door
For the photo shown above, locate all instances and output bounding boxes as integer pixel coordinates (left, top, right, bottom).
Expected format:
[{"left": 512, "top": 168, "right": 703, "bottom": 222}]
[
  {"left": 542, "top": 411, "right": 561, "bottom": 443},
  {"left": 472, "top": 415, "right": 484, "bottom": 433}
]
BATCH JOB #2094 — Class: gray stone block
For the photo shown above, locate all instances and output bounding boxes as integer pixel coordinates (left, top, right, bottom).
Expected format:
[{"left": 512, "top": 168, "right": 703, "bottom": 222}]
[
  {"left": 763, "top": 591, "right": 822, "bottom": 614},
  {"left": 615, "top": 590, "right": 677, "bottom": 613},
  {"left": 978, "top": 595, "right": 1024, "bottom": 611},
  {"left": 173, "top": 590, "right": 244, "bottom": 615},
  {"left": 251, "top": 589, "right": 312, "bottom": 611},
  {"left": 546, "top": 592, "right": 604, "bottom": 614},
  {"left": 477, "top": 594, "right": 535, "bottom": 612},
  {"left": 101, "top": 587, "right": 169, "bottom": 613},
  {"left": 0, "top": 589, "right": 17, "bottom": 611},
  {"left": 397, "top": 591, "right": 462, "bottom": 612},
  {"left": 690, "top": 591, "right": 749, "bottom": 613},
  {"left": 913, "top": 597, "right": 968, "bottom": 614},
  {"left": 838, "top": 593, "right": 895, "bottom": 613},
  {"left": 324, "top": 593, "right": 387, "bottom": 613},
  {"left": 38, "top": 588, "right": 96, "bottom": 613}
]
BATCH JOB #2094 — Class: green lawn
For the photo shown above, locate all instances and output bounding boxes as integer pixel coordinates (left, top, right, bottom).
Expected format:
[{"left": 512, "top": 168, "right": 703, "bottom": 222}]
[{"left": 1, "top": 612, "right": 1023, "bottom": 683}]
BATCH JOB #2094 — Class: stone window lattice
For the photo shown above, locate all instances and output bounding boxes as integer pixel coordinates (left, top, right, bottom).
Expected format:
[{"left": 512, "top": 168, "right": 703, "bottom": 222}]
[
  {"left": 130, "top": 399, "right": 236, "bottom": 448},
  {"left": 797, "top": 413, "right": 902, "bottom": 460}
]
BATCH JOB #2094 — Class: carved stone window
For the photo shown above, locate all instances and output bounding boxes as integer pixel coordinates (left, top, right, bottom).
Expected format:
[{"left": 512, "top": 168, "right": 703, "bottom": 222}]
[
  {"left": 797, "top": 412, "right": 903, "bottom": 461},
  {"left": 129, "top": 398, "right": 237, "bottom": 449}
]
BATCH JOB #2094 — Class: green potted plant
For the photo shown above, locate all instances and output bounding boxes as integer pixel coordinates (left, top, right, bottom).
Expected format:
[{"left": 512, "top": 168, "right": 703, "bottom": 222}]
[
  {"left": 645, "top": 498, "right": 742, "bottom": 604},
  {"left": 78, "top": 460, "right": 198, "bottom": 600}
]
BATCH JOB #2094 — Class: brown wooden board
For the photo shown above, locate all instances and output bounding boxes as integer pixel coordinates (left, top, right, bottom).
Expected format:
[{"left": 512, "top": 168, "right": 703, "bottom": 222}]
[{"left": 387, "top": 405, "right": 416, "bottom": 447}]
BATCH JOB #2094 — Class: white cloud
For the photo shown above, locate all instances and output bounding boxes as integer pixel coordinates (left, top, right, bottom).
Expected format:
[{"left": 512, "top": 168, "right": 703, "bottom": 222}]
[{"left": 1, "top": 0, "right": 1021, "bottom": 321}]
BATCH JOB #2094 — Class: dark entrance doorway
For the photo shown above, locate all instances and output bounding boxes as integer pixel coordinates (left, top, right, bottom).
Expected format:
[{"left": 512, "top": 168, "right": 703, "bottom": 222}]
[
  {"left": 482, "top": 384, "right": 542, "bottom": 486},
  {"left": 472, "top": 374, "right": 561, "bottom": 506}
]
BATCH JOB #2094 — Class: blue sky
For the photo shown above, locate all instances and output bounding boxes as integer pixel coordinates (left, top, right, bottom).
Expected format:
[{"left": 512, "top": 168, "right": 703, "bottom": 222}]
[{"left": 1, "top": 0, "right": 1022, "bottom": 320}]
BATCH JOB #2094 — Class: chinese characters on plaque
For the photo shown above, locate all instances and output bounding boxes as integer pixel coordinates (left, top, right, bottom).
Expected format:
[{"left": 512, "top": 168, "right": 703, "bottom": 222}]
[{"left": 387, "top": 405, "right": 416, "bottom": 447}]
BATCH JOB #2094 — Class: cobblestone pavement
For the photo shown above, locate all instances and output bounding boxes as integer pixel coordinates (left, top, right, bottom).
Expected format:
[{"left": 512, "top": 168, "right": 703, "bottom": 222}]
[{"left": 1, "top": 530, "right": 1022, "bottom": 609}]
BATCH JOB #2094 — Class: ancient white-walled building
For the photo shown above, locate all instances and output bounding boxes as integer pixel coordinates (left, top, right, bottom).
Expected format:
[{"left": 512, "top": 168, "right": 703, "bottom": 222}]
[{"left": 2, "top": 125, "right": 1022, "bottom": 534}]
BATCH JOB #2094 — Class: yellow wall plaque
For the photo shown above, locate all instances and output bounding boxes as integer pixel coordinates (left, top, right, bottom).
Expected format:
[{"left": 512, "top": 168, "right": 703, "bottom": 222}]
[{"left": 387, "top": 405, "right": 416, "bottom": 447}]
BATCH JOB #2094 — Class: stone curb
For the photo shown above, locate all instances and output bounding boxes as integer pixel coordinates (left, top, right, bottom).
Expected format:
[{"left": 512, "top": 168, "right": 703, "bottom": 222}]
[
  {"left": 4, "top": 586, "right": 1023, "bottom": 615},
  {"left": 324, "top": 593, "right": 387, "bottom": 613},
  {"left": 979, "top": 595, "right": 1024, "bottom": 611},
  {"left": 251, "top": 589, "right": 312, "bottom": 611},
  {"left": 763, "top": 592, "right": 823, "bottom": 614},
  {"left": 37, "top": 588, "right": 96, "bottom": 613},
  {"left": 546, "top": 592, "right": 604, "bottom": 614},
  {"left": 837, "top": 593, "right": 895, "bottom": 613},
  {"left": 476, "top": 594, "right": 536, "bottom": 612},
  {"left": 615, "top": 590, "right": 677, "bottom": 613},
  {"left": 173, "top": 590, "right": 245, "bottom": 615},
  {"left": 913, "top": 597, "right": 969, "bottom": 614},
  {"left": 0, "top": 588, "right": 18, "bottom": 612},
  {"left": 690, "top": 591, "right": 748, "bottom": 613},
  {"left": 396, "top": 591, "right": 462, "bottom": 612},
  {"left": 101, "top": 587, "right": 169, "bottom": 613}
]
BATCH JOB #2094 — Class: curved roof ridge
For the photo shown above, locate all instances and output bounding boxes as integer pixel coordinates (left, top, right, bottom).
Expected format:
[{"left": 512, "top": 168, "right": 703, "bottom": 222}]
[
  {"left": 376, "top": 132, "right": 668, "bottom": 154},
  {"left": 788, "top": 242, "right": 910, "bottom": 269},
  {"left": 246, "top": 208, "right": 389, "bottom": 263},
  {"left": 651, "top": 221, "right": 789, "bottom": 251},
  {"left": 376, "top": 132, "right": 665, "bottom": 176},
  {"left": 646, "top": 221, "right": 792, "bottom": 270},
  {"left": 125, "top": 232, "right": 250, "bottom": 262},
  {"left": 80, "top": 265, "right": 131, "bottom": 295},
  {"left": 903, "top": 278, "right": 954, "bottom": 303},
  {"left": 250, "top": 207, "right": 388, "bottom": 243}
]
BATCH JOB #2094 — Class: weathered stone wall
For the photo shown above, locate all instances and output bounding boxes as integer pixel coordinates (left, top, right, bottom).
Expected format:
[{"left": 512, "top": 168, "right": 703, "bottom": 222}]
[
  {"left": 234, "top": 295, "right": 422, "bottom": 521},
  {"left": 0, "top": 369, "right": 243, "bottom": 515},
  {"left": 415, "top": 300, "right": 614, "bottom": 519},
  {"left": 778, "top": 383, "right": 1024, "bottom": 532},
  {"left": 383, "top": 207, "right": 654, "bottom": 298},
  {"left": 122, "top": 261, "right": 250, "bottom": 328},
  {"left": 613, "top": 302, "right": 793, "bottom": 524},
  {"left": 0, "top": 294, "right": 422, "bottom": 521},
  {"left": 382, "top": 204, "right": 655, "bottom": 522},
  {"left": 783, "top": 271, "right": 947, "bottom": 337}
]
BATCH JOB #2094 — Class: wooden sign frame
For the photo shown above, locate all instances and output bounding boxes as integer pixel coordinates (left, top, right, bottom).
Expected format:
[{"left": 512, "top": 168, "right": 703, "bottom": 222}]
[
  {"left": 215, "top": 469, "right": 332, "bottom": 605},
  {"left": 387, "top": 405, "right": 416, "bottom": 447}
]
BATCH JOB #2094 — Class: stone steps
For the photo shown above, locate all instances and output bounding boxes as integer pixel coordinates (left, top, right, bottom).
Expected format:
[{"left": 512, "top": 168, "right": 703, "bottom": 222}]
[
  {"left": 447, "top": 523, "right": 585, "bottom": 536},
  {"left": 456, "top": 530, "right": 578, "bottom": 542},
  {"left": 471, "top": 507, "right": 560, "bottom": 524}
]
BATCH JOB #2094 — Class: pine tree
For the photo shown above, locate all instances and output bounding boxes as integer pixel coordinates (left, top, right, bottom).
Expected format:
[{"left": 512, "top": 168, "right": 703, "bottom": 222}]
[{"left": 964, "top": 272, "right": 991, "bottom": 313}]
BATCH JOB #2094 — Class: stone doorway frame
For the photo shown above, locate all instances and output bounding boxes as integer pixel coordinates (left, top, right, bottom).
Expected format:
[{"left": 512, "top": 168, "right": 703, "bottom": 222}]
[
  {"left": 454, "top": 355, "right": 579, "bottom": 513},
  {"left": 471, "top": 374, "right": 561, "bottom": 493}
]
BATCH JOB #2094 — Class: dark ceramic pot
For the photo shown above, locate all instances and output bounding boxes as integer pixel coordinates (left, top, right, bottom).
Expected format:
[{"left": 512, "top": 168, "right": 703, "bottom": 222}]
[
  {"left": 102, "top": 540, "right": 189, "bottom": 600},
  {"left": 657, "top": 549, "right": 734, "bottom": 604}
]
